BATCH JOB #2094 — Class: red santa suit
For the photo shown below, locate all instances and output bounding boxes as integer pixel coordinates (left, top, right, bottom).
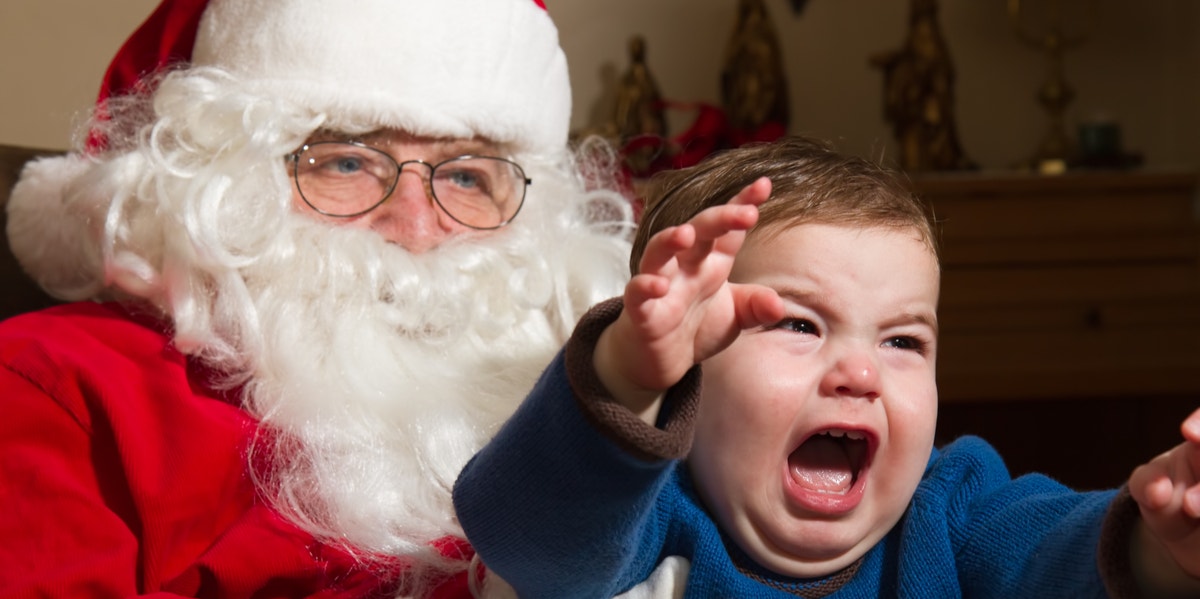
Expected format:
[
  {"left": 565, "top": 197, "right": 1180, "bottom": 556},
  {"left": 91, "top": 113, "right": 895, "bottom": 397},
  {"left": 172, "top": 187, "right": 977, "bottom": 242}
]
[
  {"left": 0, "top": 302, "right": 417, "bottom": 597},
  {"left": 1, "top": 0, "right": 633, "bottom": 597}
]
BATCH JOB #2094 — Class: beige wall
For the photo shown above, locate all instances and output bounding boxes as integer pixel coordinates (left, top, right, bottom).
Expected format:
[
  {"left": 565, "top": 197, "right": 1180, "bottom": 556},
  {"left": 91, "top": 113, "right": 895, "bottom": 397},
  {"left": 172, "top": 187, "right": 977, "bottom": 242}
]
[
  {"left": 0, "top": 1, "right": 160, "bottom": 150},
  {"left": 3, "top": 1, "right": 1197, "bottom": 172}
]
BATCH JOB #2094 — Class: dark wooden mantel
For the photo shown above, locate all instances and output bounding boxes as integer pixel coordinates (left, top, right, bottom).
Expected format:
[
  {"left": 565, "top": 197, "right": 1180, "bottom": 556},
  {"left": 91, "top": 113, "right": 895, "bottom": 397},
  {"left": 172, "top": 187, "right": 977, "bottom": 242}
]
[{"left": 915, "top": 168, "right": 1200, "bottom": 489}]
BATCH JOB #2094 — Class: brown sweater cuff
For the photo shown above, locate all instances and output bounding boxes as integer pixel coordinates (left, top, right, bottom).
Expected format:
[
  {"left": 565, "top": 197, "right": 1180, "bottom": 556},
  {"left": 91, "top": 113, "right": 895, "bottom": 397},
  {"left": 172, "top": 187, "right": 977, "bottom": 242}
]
[
  {"left": 563, "top": 297, "right": 700, "bottom": 462},
  {"left": 1098, "top": 485, "right": 1143, "bottom": 598}
]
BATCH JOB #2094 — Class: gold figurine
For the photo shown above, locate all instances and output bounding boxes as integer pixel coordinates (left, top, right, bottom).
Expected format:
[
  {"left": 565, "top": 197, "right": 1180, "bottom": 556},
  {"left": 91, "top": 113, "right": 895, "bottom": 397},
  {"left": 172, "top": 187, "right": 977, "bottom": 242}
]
[
  {"left": 871, "top": 0, "right": 974, "bottom": 172},
  {"left": 721, "top": 0, "right": 790, "bottom": 146},
  {"left": 612, "top": 35, "right": 667, "bottom": 175}
]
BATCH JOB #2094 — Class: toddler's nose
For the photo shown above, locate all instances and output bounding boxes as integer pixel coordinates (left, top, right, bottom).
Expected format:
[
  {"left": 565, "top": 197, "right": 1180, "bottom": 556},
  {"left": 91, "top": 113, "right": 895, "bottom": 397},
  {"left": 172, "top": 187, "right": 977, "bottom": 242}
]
[{"left": 820, "top": 349, "right": 881, "bottom": 401}]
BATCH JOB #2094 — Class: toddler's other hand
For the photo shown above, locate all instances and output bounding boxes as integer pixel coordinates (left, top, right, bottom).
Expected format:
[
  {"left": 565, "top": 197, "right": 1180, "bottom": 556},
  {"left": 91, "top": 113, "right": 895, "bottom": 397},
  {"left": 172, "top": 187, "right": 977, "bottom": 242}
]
[{"left": 1130, "top": 407, "right": 1200, "bottom": 580}]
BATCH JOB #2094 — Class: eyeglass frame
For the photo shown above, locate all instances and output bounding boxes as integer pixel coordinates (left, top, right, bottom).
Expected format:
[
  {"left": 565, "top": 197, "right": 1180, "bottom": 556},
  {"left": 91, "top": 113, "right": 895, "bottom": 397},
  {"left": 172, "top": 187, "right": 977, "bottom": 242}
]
[{"left": 288, "top": 141, "right": 533, "bottom": 230}]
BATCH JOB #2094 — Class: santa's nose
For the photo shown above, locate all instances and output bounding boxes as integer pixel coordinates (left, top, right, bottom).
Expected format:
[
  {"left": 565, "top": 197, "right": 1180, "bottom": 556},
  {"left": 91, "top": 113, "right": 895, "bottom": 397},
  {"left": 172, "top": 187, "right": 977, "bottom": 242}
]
[{"left": 366, "top": 170, "right": 457, "bottom": 253}]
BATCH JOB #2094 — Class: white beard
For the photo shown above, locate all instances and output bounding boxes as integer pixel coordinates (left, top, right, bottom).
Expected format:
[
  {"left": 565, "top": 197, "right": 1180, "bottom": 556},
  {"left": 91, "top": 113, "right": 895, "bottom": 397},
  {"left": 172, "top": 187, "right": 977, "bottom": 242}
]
[{"left": 229, "top": 214, "right": 594, "bottom": 566}]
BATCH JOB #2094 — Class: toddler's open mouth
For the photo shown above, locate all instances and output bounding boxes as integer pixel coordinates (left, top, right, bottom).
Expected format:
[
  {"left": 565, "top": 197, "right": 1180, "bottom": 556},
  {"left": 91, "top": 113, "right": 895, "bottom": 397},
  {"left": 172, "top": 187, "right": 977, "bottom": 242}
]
[{"left": 788, "top": 428, "right": 870, "bottom": 495}]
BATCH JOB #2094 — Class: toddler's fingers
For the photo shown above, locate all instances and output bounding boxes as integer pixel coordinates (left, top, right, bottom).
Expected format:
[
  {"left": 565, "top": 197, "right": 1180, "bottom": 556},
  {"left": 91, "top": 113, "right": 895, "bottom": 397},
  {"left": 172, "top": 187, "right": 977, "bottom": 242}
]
[
  {"left": 730, "top": 283, "right": 785, "bottom": 330},
  {"left": 728, "top": 177, "right": 773, "bottom": 207},
  {"left": 670, "top": 179, "right": 771, "bottom": 270},
  {"left": 625, "top": 273, "right": 670, "bottom": 307},
  {"left": 1185, "top": 484, "right": 1200, "bottom": 519},
  {"left": 1147, "top": 476, "right": 1177, "bottom": 512},
  {"left": 1185, "top": 443, "right": 1200, "bottom": 493},
  {"left": 685, "top": 203, "right": 760, "bottom": 243},
  {"left": 638, "top": 225, "right": 694, "bottom": 276},
  {"left": 1172, "top": 410, "right": 1200, "bottom": 496},
  {"left": 1130, "top": 462, "right": 1173, "bottom": 511},
  {"left": 672, "top": 204, "right": 759, "bottom": 272},
  {"left": 1182, "top": 407, "right": 1200, "bottom": 444}
]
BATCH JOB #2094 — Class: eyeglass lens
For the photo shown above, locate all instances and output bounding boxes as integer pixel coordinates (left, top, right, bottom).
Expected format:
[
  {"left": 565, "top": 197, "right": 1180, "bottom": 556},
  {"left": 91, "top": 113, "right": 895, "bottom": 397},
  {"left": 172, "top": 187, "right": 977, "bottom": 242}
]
[{"left": 293, "top": 142, "right": 526, "bottom": 229}]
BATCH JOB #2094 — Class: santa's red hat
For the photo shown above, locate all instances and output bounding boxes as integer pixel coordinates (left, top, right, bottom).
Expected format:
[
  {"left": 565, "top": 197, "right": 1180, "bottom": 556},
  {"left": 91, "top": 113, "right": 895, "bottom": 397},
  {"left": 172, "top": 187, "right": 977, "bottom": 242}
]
[{"left": 90, "top": 0, "right": 567, "bottom": 155}]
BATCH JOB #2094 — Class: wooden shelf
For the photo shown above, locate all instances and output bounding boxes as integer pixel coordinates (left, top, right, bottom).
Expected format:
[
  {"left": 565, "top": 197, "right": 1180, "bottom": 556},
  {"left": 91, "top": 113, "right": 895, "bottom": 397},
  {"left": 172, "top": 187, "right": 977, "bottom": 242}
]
[
  {"left": 915, "top": 169, "right": 1200, "bottom": 489},
  {"left": 911, "top": 169, "right": 1200, "bottom": 404}
]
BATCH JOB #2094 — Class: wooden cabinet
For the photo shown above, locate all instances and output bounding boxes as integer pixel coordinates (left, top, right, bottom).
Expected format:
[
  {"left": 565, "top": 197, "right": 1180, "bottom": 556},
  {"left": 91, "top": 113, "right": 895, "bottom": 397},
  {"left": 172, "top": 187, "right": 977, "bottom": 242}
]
[
  {"left": 914, "top": 169, "right": 1200, "bottom": 403},
  {"left": 912, "top": 169, "right": 1200, "bottom": 489}
]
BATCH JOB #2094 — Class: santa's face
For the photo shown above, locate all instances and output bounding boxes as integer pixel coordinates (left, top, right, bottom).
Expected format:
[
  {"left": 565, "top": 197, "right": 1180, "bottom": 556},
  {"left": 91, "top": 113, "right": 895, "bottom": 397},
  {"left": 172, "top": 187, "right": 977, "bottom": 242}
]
[
  {"left": 688, "top": 223, "right": 940, "bottom": 579},
  {"left": 289, "top": 130, "right": 522, "bottom": 253},
  {"left": 241, "top": 134, "right": 629, "bottom": 558}
]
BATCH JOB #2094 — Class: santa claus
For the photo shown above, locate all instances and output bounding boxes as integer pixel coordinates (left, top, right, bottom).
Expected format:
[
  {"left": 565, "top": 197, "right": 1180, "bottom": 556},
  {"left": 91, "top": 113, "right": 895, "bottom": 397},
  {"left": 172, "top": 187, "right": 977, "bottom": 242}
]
[{"left": 0, "top": 0, "right": 636, "bottom": 596}]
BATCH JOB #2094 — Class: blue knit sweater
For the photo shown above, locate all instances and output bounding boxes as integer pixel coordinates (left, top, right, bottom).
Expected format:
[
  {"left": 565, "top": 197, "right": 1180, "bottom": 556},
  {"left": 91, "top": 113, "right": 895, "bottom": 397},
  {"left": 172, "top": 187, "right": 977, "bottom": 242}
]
[{"left": 454, "top": 300, "right": 1140, "bottom": 598}]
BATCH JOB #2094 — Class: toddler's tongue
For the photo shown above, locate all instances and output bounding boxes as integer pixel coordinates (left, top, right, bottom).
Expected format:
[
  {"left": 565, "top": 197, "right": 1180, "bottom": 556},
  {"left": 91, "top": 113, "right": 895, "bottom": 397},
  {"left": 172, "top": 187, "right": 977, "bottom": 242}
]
[{"left": 789, "top": 436, "right": 853, "bottom": 493}]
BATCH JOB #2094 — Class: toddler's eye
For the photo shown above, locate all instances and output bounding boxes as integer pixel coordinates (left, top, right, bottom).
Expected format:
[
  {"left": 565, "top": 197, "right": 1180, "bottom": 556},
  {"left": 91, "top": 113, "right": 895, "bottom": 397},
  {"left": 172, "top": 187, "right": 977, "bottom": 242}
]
[
  {"left": 771, "top": 318, "right": 818, "bottom": 335},
  {"left": 883, "top": 336, "right": 926, "bottom": 353}
]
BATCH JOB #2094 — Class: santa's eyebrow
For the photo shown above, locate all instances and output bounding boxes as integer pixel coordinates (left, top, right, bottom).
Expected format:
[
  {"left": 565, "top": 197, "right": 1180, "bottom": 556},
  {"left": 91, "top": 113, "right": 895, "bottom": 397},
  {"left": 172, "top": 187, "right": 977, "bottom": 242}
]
[{"left": 358, "top": 132, "right": 507, "bottom": 158}]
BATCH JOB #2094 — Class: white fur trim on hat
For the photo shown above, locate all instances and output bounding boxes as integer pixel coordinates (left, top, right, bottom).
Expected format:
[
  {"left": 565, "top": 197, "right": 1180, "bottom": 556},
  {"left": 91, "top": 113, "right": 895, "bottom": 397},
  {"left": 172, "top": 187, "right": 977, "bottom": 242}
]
[
  {"left": 192, "top": 0, "right": 571, "bottom": 156},
  {"left": 6, "top": 154, "right": 104, "bottom": 301}
]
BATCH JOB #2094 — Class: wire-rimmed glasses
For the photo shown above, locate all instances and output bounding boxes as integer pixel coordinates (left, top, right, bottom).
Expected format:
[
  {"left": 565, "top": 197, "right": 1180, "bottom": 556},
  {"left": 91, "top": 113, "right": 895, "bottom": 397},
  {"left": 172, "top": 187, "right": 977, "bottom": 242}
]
[{"left": 290, "top": 141, "right": 530, "bottom": 230}]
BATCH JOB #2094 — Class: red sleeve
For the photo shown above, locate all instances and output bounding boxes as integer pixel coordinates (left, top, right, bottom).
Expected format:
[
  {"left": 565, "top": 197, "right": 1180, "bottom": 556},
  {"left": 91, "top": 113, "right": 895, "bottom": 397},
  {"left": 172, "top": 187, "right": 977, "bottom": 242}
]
[
  {"left": 0, "top": 361, "right": 149, "bottom": 596},
  {"left": 0, "top": 303, "right": 437, "bottom": 597},
  {"left": 0, "top": 303, "right": 436, "bottom": 598}
]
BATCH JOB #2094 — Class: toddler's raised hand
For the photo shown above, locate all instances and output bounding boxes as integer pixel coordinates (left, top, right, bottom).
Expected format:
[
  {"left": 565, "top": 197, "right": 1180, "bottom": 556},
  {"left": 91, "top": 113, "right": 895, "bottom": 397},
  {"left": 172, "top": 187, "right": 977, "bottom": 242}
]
[
  {"left": 594, "top": 178, "right": 784, "bottom": 420},
  {"left": 1129, "top": 407, "right": 1200, "bottom": 583}
]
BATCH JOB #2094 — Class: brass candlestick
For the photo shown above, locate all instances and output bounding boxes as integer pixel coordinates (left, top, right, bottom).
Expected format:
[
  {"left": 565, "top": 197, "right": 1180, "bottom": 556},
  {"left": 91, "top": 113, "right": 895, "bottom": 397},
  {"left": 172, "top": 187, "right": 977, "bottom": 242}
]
[{"left": 1007, "top": 0, "right": 1094, "bottom": 172}]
